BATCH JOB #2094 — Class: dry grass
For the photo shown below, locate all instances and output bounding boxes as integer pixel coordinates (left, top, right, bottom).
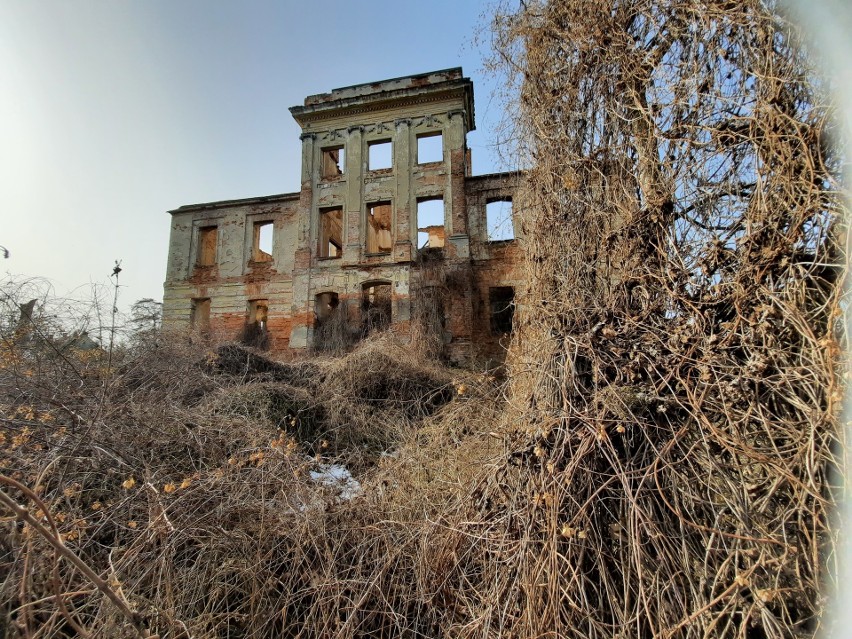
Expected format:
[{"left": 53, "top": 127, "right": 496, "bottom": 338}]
[
  {"left": 0, "top": 327, "right": 505, "bottom": 638},
  {"left": 465, "top": 1, "right": 847, "bottom": 637}
]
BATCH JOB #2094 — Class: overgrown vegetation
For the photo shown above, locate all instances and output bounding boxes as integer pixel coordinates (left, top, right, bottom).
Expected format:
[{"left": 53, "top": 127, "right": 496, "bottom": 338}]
[
  {"left": 478, "top": 0, "right": 846, "bottom": 636},
  {"left": 0, "top": 322, "right": 499, "bottom": 637},
  {"left": 0, "top": 1, "right": 847, "bottom": 637}
]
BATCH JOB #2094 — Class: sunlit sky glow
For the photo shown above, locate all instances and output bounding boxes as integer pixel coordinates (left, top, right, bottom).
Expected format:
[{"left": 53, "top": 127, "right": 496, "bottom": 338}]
[{"left": 0, "top": 0, "right": 509, "bottom": 311}]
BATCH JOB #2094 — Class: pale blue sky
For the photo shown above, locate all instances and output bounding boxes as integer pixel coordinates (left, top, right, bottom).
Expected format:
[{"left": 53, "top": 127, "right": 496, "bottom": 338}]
[{"left": 0, "top": 0, "right": 510, "bottom": 311}]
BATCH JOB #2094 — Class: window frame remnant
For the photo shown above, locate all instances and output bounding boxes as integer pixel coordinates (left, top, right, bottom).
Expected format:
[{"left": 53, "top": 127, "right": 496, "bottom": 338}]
[
  {"left": 361, "top": 282, "right": 392, "bottom": 333},
  {"left": 252, "top": 221, "right": 274, "bottom": 263},
  {"left": 196, "top": 226, "right": 218, "bottom": 267},
  {"left": 489, "top": 286, "right": 515, "bottom": 335},
  {"left": 416, "top": 197, "right": 445, "bottom": 249},
  {"left": 486, "top": 198, "right": 515, "bottom": 241},
  {"left": 190, "top": 298, "right": 211, "bottom": 334},
  {"left": 318, "top": 207, "right": 344, "bottom": 259},
  {"left": 321, "top": 146, "right": 345, "bottom": 179},
  {"left": 367, "top": 139, "right": 393, "bottom": 171},
  {"left": 366, "top": 201, "right": 393, "bottom": 254},
  {"left": 416, "top": 131, "right": 443, "bottom": 164}
]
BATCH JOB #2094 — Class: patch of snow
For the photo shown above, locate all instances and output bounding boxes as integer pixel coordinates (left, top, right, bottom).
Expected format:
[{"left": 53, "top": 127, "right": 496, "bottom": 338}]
[{"left": 310, "top": 463, "right": 361, "bottom": 500}]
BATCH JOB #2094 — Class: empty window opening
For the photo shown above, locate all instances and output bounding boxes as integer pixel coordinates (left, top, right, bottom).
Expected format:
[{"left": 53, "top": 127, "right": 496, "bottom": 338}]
[
  {"left": 197, "top": 226, "right": 218, "bottom": 266},
  {"left": 321, "top": 147, "right": 345, "bottom": 178},
  {"left": 315, "top": 292, "right": 339, "bottom": 323},
  {"left": 190, "top": 298, "right": 211, "bottom": 333},
  {"left": 319, "top": 207, "right": 343, "bottom": 258},
  {"left": 417, "top": 132, "right": 443, "bottom": 164},
  {"left": 486, "top": 199, "right": 515, "bottom": 241},
  {"left": 253, "top": 221, "right": 274, "bottom": 262},
  {"left": 362, "top": 283, "right": 392, "bottom": 333},
  {"left": 368, "top": 140, "right": 392, "bottom": 170},
  {"left": 366, "top": 202, "right": 393, "bottom": 254},
  {"left": 417, "top": 198, "right": 445, "bottom": 248},
  {"left": 243, "top": 299, "right": 269, "bottom": 348},
  {"left": 489, "top": 287, "right": 515, "bottom": 334}
]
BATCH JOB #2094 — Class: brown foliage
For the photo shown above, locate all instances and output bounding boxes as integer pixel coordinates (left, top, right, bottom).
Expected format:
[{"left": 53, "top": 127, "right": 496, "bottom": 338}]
[
  {"left": 0, "top": 326, "right": 503, "bottom": 638},
  {"left": 455, "top": 0, "right": 846, "bottom": 636}
]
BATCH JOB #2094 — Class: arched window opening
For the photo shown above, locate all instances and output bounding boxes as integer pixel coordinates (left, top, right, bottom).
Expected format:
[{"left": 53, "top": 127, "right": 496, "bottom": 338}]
[
  {"left": 315, "top": 292, "right": 340, "bottom": 323},
  {"left": 314, "top": 292, "right": 353, "bottom": 353}
]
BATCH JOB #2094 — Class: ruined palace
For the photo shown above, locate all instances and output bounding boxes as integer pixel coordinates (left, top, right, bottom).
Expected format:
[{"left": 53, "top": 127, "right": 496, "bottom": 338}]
[{"left": 162, "top": 68, "right": 522, "bottom": 364}]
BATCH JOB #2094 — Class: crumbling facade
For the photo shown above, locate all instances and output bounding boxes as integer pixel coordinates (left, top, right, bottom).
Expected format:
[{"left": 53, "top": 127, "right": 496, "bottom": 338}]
[{"left": 163, "top": 68, "right": 522, "bottom": 364}]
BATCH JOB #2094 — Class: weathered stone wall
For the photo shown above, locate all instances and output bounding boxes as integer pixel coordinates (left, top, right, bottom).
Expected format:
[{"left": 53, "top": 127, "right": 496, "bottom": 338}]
[
  {"left": 162, "top": 194, "right": 299, "bottom": 350},
  {"left": 162, "top": 69, "right": 524, "bottom": 364},
  {"left": 466, "top": 172, "right": 525, "bottom": 365},
  {"left": 286, "top": 70, "right": 474, "bottom": 351}
]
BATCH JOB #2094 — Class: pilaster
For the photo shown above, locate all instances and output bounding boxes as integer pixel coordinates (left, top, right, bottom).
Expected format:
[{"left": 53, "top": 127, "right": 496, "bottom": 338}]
[
  {"left": 297, "top": 132, "right": 316, "bottom": 255},
  {"left": 393, "top": 118, "right": 414, "bottom": 262},
  {"left": 344, "top": 125, "right": 363, "bottom": 265},
  {"left": 446, "top": 109, "right": 468, "bottom": 238}
]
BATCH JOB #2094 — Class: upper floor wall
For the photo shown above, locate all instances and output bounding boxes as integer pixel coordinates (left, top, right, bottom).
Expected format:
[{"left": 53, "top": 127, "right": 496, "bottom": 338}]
[
  {"left": 289, "top": 69, "right": 476, "bottom": 270},
  {"left": 165, "top": 193, "right": 300, "bottom": 284},
  {"left": 165, "top": 69, "right": 522, "bottom": 288}
]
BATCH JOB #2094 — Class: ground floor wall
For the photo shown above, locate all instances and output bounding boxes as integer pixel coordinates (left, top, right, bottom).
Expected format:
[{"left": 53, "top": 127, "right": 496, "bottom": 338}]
[
  {"left": 162, "top": 279, "right": 294, "bottom": 351},
  {"left": 163, "top": 248, "right": 524, "bottom": 365},
  {"left": 470, "top": 242, "right": 525, "bottom": 366},
  {"left": 288, "top": 264, "right": 413, "bottom": 350}
]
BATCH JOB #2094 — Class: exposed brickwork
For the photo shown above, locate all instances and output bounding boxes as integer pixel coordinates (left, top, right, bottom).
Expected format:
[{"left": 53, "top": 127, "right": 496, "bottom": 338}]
[{"left": 163, "top": 68, "right": 522, "bottom": 365}]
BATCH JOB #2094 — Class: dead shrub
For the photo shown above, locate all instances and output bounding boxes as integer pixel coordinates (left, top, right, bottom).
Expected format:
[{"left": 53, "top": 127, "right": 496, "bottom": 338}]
[
  {"left": 0, "top": 325, "right": 497, "bottom": 638},
  {"left": 209, "top": 343, "right": 321, "bottom": 386},
  {"left": 436, "top": 1, "right": 847, "bottom": 637},
  {"left": 208, "top": 381, "right": 327, "bottom": 445},
  {"left": 312, "top": 302, "right": 360, "bottom": 355},
  {"left": 322, "top": 335, "right": 454, "bottom": 415}
]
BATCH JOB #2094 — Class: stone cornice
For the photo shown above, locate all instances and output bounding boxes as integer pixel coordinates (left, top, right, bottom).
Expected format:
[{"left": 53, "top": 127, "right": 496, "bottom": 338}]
[
  {"left": 168, "top": 192, "right": 300, "bottom": 215},
  {"left": 291, "top": 86, "right": 475, "bottom": 132}
]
